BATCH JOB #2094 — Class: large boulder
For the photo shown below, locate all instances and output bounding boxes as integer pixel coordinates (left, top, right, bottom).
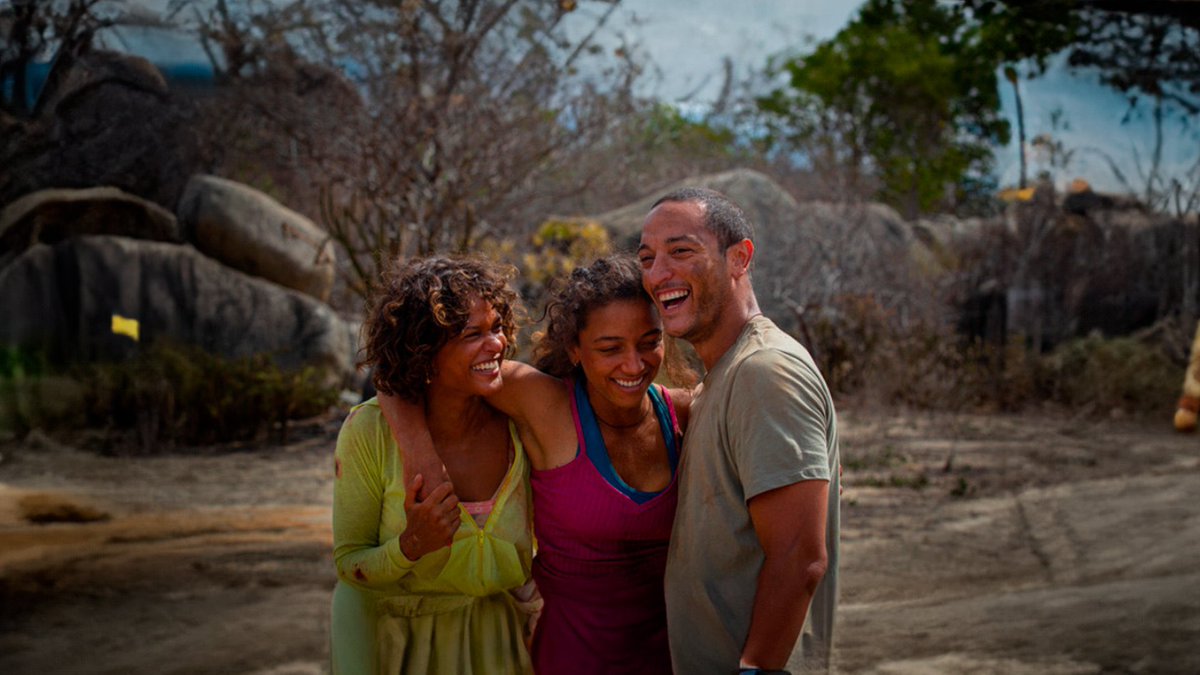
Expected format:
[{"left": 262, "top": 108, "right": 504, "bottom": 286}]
[
  {"left": 177, "top": 175, "right": 336, "bottom": 302},
  {"left": 0, "top": 50, "right": 202, "bottom": 210},
  {"left": 596, "top": 168, "right": 811, "bottom": 248},
  {"left": 0, "top": 186, "right": 180, "bottom": 266},
  {"left": 593, "top": 168, "right": 931, "bottom": 327},
  {"left": 0, "top": 236, "right": 354, "bottom": 386}
]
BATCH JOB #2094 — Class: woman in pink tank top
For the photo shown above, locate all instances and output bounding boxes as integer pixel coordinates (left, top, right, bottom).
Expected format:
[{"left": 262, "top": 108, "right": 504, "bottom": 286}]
[{"left": 380, "top": 254, "right": 695, "bottom": 673}]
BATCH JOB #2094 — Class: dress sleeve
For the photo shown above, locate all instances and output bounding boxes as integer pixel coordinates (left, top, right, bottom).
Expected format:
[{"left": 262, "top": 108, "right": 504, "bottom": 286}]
[{"left": 332, "top": 405, "right": 416, "bottom": 589}]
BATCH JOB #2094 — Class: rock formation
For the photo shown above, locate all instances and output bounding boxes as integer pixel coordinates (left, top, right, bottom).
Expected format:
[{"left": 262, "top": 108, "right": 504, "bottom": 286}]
[
  {"left": 593, "top": 168, "right": 933, "bottom": 329},
  {"left": 177, "top": 175, "right": 336, "bottom": 302},
  {"left": 0, "top": 186, "right": 180, "bottom": 267},
  {"left": 0, "top": 236, "right": 353, "bottom": 387}
]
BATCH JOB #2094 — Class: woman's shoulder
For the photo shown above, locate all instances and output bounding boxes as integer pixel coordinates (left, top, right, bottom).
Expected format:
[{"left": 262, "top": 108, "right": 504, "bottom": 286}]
[
  {"left": 511, "top": 378, "right": 576, "bottom": 471},
  {"left": 336, "top": 399, "right": 390, "bottom": 453},
  {"left": 342, "top": 397, "right": 384, "bottom": 429}
]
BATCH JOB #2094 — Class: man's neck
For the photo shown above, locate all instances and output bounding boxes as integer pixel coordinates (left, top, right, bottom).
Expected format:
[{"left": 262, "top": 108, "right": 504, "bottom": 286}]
[{"left": 693, "top": 292, "right": 762, "bottom": 372}]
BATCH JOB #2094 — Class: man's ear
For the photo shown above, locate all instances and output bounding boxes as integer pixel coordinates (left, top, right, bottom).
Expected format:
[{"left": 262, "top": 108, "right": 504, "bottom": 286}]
[{"left": 726, "top": 238, "right": 754, "bottom": 278}]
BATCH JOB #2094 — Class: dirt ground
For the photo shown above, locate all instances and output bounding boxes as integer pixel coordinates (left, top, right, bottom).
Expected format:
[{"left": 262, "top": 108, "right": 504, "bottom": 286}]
[{"left": 1, "top": 408, "right": 1197, "bottom": 674}]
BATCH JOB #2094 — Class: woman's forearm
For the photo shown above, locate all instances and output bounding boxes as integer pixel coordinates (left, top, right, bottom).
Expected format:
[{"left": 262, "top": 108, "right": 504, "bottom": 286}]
[{"left": 377, "top": 392, "right": 448, "bottom": 501}]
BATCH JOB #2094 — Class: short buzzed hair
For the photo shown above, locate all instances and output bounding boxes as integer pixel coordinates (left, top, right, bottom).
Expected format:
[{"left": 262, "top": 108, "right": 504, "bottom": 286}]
[{"left": 651, "top": 187, "right": 754, "bottom": 250}]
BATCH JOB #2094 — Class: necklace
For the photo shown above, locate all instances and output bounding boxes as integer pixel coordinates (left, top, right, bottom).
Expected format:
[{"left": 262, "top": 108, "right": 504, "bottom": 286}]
[{"left": 593, "top": 399, "right": 652, "bottom": 430}]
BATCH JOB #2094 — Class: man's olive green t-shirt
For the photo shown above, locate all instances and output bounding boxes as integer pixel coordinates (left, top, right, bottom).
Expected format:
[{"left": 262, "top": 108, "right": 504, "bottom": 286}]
[{"left": 665, "top": 316, "right": 840, "bottom": 673}]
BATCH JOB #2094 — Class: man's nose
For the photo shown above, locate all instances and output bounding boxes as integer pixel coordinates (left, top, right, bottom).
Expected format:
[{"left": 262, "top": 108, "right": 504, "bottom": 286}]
[{"left": 644, "top": 255, "right": 671, "bottom": 288}]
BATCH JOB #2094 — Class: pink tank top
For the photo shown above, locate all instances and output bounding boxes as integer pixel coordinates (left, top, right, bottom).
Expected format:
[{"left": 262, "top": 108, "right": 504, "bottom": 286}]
[{"left": 530, "top": 379, "right": 681, "bottom": 674}]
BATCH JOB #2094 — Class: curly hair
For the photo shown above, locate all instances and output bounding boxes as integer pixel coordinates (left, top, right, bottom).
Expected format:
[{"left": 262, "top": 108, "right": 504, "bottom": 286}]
[
  {"left": 360, "top": 255, "right": 522, "bottom": 403},
  {"left": 533, "top": 254, "right": 697, "bottom": 386}
]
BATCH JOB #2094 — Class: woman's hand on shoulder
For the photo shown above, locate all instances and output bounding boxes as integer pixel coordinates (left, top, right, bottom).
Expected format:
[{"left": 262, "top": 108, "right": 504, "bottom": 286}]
[
  {"left": 399, "top": 474, "right": 460, "bottom": 561},
  {"left": 377, "top": 393, "right": 451, "bottom": 501}
]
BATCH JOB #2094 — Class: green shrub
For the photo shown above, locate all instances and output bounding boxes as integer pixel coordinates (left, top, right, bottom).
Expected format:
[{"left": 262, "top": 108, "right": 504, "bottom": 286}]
[
  {"left": 0, "top": 375, "right": 87, "bottom": 436},
  {"left": 1036, "top": 334, "right": 1179, "bottom": 415},
  {"left": 0, "top": 345, "right": 47, "bottom": 379},
  {"left": 0, "top": 347, "right": 65, "bottom": 435},
  {"left": 73, "top": 343, "right": 339, "bottom": 451}
]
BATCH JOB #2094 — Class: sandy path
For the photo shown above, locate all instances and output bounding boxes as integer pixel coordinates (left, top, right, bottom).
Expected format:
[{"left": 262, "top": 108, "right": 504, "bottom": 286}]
[
  {"left": 1, "top": 411, "right": 1197, "bottom": 674},
  {"left": 0, "top": 427, "right": 337, "bottom": 675}
]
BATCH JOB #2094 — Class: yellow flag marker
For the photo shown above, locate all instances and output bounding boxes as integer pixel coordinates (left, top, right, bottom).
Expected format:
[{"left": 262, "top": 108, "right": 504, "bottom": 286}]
[
  {"left": 111, "top": 314, "right": 140, "bottom": 342},
  {"left": 997, "top": 187, "right": 1036, "bottom": 203}
]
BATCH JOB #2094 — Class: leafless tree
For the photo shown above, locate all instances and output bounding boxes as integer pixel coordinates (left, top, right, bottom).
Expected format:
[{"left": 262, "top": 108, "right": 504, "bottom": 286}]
[
  {"left": 1, "top": 0, "right": 121, "bottom": 117},
  {"left": 171, "top": 0, "right": 637, "bottom": 301}
]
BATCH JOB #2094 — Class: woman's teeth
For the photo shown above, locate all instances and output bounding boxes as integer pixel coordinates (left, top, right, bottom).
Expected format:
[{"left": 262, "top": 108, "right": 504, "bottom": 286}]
[{"left": 472, "top": 360, "right": 499, "bottom": 372}]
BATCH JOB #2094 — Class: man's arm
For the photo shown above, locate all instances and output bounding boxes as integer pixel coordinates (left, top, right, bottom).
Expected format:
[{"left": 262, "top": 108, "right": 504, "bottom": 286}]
[{"left": 738, "top": 479, "right": 830, "bottom": 670}]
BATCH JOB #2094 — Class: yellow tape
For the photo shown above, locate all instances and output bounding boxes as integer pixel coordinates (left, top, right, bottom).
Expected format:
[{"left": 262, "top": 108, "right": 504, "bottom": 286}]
[{"left": 111, "top": 314, "right": 140, "bottom": 342}]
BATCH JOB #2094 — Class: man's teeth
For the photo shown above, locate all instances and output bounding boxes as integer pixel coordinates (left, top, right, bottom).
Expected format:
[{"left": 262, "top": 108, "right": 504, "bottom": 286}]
[
  {"left": 472, "top": 360, "right": 499, "bottom": 372},
  {"left": 659, "top": 289, "right": 688, "bottom": 303},
  {"left": 615, "top": 376, "right": 643, "bottom": 388}
]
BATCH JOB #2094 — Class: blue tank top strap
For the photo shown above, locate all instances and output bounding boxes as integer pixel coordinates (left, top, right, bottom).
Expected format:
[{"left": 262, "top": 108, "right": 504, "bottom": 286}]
[
  {"left": 571, "top": 378, "right": 677, "bottom": 505},
  {"left": 572, "top": 377, "right": 607, "bottom": 468}
]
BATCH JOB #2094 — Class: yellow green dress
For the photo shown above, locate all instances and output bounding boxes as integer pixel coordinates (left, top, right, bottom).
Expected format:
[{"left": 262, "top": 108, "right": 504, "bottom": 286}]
[{"left": 330, "top": 399, "right": 534, "bottom": 674}]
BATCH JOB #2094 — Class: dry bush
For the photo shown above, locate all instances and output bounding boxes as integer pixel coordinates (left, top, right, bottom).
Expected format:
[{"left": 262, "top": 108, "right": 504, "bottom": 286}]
[
  {"left": 810, "top": 295, "right": 1180, "bottom": 419},
  {"left": 801, "top": 294, "right": 1027, "bottom": 412},
  {"left": 4, "top": 342, "right": 339, "bottom": 451},
  {"left": 74, "top": 342, "right": 339, "bottom": 452}
]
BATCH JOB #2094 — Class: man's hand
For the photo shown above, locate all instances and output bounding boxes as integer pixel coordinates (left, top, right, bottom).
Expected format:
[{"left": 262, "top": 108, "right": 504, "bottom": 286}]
[{"left": 399, "top": 474, "right": 460, "bottom": 560}]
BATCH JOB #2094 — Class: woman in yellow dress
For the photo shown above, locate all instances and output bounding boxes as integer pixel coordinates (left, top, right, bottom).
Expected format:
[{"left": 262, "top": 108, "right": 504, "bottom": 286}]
[{"left": 330, "top": 256, "right": 536, "bottom": 674}]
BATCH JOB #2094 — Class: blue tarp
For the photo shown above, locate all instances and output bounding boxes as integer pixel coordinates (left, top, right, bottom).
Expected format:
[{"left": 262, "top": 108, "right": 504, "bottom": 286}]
[
  {"left": 1, "top": 61, "right": 52, "bottom": 109},
  {"left": 2, "top": 23, "right": 218, "bottom": 111}
]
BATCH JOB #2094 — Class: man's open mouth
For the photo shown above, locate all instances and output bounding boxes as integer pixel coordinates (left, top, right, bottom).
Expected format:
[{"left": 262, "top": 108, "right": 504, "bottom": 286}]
[{"left": 658, "top": 289, "right": 689, "bottom": 310}]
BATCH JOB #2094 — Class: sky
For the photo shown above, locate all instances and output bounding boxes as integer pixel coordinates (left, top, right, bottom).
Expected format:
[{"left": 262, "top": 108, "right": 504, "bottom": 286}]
[
  {"left": 578, "top": 0, "right": 857, "bottom": 102},
  {"left": 574, "top": 0, "right": 1195, "bottom": 196},
  {"left": 114, "top": 0, "right": 1193, "bottom": 197},
  {"left": 994, "top": 58, "right": 1196, "bottom": 196}
]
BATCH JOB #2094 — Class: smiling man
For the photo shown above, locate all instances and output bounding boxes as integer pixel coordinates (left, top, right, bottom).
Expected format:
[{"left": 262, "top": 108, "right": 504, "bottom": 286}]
[{"left": 638, "top": 188, "right": 840, "bottom": 674}]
